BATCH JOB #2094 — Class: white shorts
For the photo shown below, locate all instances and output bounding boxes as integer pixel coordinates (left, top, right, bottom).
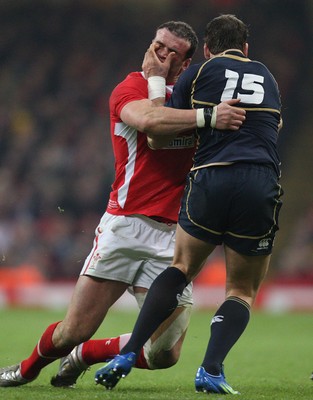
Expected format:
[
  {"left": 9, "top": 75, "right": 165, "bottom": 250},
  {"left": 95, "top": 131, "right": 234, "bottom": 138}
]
[{"left": 80, "top": 212, "right": 193, "bottom": 306}]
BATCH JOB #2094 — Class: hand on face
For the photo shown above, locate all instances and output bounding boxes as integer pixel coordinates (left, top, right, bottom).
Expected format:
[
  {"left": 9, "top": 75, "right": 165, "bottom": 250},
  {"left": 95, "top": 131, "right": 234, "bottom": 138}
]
[{"left": 142, "top": 42, "right": 176, "bottom": 79}]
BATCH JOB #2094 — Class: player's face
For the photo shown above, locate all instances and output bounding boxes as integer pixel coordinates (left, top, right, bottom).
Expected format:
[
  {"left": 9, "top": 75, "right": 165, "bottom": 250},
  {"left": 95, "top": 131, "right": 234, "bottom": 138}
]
[{"left": 153, "top": 28, "right": 192, "bottom": 83}]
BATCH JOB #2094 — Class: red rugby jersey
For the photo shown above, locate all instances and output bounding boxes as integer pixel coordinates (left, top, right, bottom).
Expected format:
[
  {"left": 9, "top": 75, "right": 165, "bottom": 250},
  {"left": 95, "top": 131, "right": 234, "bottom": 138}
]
[{"left": 106, "top": 72, "right": 195, "bottom": 222}]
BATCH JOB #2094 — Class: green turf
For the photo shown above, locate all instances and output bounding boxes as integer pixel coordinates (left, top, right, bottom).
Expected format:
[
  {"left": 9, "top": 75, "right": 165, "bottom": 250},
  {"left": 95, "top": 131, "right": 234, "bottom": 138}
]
[{"left": 0, "top": 308, "right": 312, "bottom": 399}]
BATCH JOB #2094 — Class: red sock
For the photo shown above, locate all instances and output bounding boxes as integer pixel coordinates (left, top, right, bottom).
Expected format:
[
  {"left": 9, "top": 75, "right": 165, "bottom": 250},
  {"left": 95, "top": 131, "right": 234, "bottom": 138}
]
[
  {"left": 81, "top": 333, "right": 149, "bottom": 369},
  {"left": 81, "top": 336, "right": 122, "bottom": 365},
  {"left": 20, "top": 321, "right": 73, "bottom": 380},
  {"left": 135, "top": 348, "right": 150, "bottom": 369}
]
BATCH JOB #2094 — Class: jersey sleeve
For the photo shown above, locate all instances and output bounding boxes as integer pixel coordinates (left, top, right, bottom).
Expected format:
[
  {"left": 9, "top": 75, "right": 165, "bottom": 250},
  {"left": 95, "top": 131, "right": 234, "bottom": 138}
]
[{"left": 110, "top": 73, "right": 148, "bottom": 119}]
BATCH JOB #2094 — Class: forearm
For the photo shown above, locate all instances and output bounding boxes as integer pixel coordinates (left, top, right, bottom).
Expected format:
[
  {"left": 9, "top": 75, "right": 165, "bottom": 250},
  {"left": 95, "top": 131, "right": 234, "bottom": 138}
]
[
  {"left": 141, "top": 105, "right": 198, "bottom": 135},
  {"left": 121, "top": 99, "right": 198, "bottom": 135},
  {"left": 121, "top": 98, "right": 245, "bottom": 137}
]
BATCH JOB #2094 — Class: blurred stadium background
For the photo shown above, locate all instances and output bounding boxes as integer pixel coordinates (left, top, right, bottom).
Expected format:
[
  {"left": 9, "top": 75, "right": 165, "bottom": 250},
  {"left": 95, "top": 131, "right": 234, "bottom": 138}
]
[{"left": 0, "top": 0, "right": 312, "bottom": 311}]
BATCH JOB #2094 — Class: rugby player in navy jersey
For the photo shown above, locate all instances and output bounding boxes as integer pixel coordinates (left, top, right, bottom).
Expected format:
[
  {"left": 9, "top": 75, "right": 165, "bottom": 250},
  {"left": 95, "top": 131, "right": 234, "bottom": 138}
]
[{"left": 95, "top": 14, "right": 283, "bottom": 395}]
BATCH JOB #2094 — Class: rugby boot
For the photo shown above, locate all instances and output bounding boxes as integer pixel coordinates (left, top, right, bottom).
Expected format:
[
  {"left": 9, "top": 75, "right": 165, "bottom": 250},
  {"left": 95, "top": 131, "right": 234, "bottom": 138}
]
[
  {"left": 94, "top": 352, "right": 136, "bottom": 390},
  {"left": 0, "top": 364, "right": 34, "bottom": 387},
  {"left": 195, "top": 365, "right": 239, "bottom": 394},
  {"left": 50, "top": 346, "right": 89, "bottom": 387}
]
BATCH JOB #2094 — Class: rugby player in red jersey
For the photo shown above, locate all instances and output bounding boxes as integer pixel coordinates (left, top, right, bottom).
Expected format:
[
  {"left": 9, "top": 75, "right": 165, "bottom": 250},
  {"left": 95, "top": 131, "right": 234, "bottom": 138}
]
[{"left": 0, "top": 21, "right": 245, "bottom": 388}]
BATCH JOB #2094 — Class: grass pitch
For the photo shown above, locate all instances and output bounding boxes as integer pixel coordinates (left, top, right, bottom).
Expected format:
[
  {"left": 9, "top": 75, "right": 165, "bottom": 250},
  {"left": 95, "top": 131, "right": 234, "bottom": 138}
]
[{"left": 0, "top": 307, "right": 312, "bottom": 399}]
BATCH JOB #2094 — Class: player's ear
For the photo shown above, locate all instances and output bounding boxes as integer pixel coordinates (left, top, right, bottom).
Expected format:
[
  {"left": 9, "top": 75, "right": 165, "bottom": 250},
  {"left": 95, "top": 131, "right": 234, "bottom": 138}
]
[
  {"left": 181, "top": 57, "right": 192, "bottom": 71},
  {"left": 203, "top": 43, "right": 211, "bottom": 59},
  {"left": 243, "top": 42, "right": 249, "bottom": 56}
]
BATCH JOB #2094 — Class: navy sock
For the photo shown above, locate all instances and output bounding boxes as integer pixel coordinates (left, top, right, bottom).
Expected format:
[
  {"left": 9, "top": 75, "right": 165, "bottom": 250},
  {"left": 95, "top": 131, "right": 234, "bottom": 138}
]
[
  {"left": 202, "top": 296, "right": 250, "bottom": 375},
  {"left": 121, "top": 267, "right": 187, "bottom": 356}
]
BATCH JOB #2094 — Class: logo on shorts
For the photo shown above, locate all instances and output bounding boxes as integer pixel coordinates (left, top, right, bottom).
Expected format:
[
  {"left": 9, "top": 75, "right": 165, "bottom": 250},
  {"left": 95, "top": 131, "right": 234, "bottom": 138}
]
[
  {"left": 257, "top": 238, "right": 271, "bottom": 251},
  {"left": 211, "top": 315, "right": 224, "bottom": 325},
  {"left": 88, "top": 252, "right": 101, "bottom": 269}
]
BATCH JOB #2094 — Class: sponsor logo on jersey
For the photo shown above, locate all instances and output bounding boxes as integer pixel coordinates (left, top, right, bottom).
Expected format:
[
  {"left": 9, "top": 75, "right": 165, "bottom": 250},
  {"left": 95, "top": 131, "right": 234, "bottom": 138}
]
[
  {"left": 211, "top": 315, "right": 224, "bottom": 325},
  {"left": 163, "top": 135, "right": 195, "bottom": 149}
]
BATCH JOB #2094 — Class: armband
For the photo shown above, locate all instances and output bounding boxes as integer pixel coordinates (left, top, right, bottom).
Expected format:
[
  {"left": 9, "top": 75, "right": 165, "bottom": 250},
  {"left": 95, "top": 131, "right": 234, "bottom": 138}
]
[
  {"left": 196, "top": 106, "right": 217, "bottom": 129},
  {"left": 196, "top": 108, "right": 206, "bottom": 128},
  {"left": 211, "top": 106, "right": 217, "bottom": 129},
  {"left": 148, "top": 76, "right": 166, "bottom": 100},
  {"left": 196, "top": 107, "right": 216, "bottom": 128}
]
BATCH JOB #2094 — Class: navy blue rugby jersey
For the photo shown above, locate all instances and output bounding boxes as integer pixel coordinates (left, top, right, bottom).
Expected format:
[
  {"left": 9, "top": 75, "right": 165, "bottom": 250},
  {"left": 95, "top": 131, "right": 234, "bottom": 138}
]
[{"left": 166, "top": 50, "right": 282, "bottom": 176}]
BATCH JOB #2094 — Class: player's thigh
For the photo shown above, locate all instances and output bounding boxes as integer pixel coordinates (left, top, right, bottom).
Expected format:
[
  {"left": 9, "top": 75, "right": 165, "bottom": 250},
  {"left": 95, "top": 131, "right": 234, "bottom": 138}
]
[
  {"left": 133, "top": 287, "right": 192, "bottom": 352},
  {"left": 224, "top": 245, "right": 270, "bottom": 304},
  {"left": 60, "top": 275, "right": 128, "bottom": 342},
  {"left": 133, "top": 286, "right": 191, "bottom": 368},
  {"left": 144, "top": 305, "right": 192, "bottom": 369},
  {"left": 173, "top": 224, "right": 215, "bottom": 281}
]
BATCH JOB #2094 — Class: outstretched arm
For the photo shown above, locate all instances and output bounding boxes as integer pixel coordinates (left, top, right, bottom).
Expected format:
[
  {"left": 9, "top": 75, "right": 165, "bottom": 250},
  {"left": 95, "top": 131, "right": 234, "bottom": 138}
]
[
  {"left": 121, "top": 98, "right": 245, "bottom": 135},
  {"left": 120, "top": 98, "right": 246, "bottom": 149}
]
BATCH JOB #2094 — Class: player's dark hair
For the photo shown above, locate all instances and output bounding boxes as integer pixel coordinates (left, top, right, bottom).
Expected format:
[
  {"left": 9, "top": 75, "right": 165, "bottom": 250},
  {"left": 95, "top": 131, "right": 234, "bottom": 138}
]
[
  {"left": 204, "top": 14, "right": 248, "bottom": 54},
  {"left": 157, "top": 21, "right": 198, "bottom": 59}
]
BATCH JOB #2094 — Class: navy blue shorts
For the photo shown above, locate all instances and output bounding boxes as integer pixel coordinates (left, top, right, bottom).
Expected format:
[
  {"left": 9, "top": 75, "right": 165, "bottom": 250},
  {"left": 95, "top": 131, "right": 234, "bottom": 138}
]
[{"left": 178, "top": 163, "right": 283, "bottom": 256}]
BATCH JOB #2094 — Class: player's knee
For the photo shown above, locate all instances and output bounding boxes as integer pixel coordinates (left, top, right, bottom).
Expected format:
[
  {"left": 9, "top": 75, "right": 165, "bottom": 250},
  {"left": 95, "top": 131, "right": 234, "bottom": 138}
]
[
  {"left": 147, "top": 348, "right": 180, "bottom": 370},
  {"left": 226, "top": 288, "right": 255, "bottom": 307}
]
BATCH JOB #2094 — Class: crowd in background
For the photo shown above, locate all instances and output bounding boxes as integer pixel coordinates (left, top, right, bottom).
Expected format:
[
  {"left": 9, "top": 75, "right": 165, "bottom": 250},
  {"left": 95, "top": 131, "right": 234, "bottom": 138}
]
[
  {"left": 0, "top": 0, "right": 312, "bottom": 280},
  {"left": 276, "top": 204, "right": 313, "bottom": 282}
]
